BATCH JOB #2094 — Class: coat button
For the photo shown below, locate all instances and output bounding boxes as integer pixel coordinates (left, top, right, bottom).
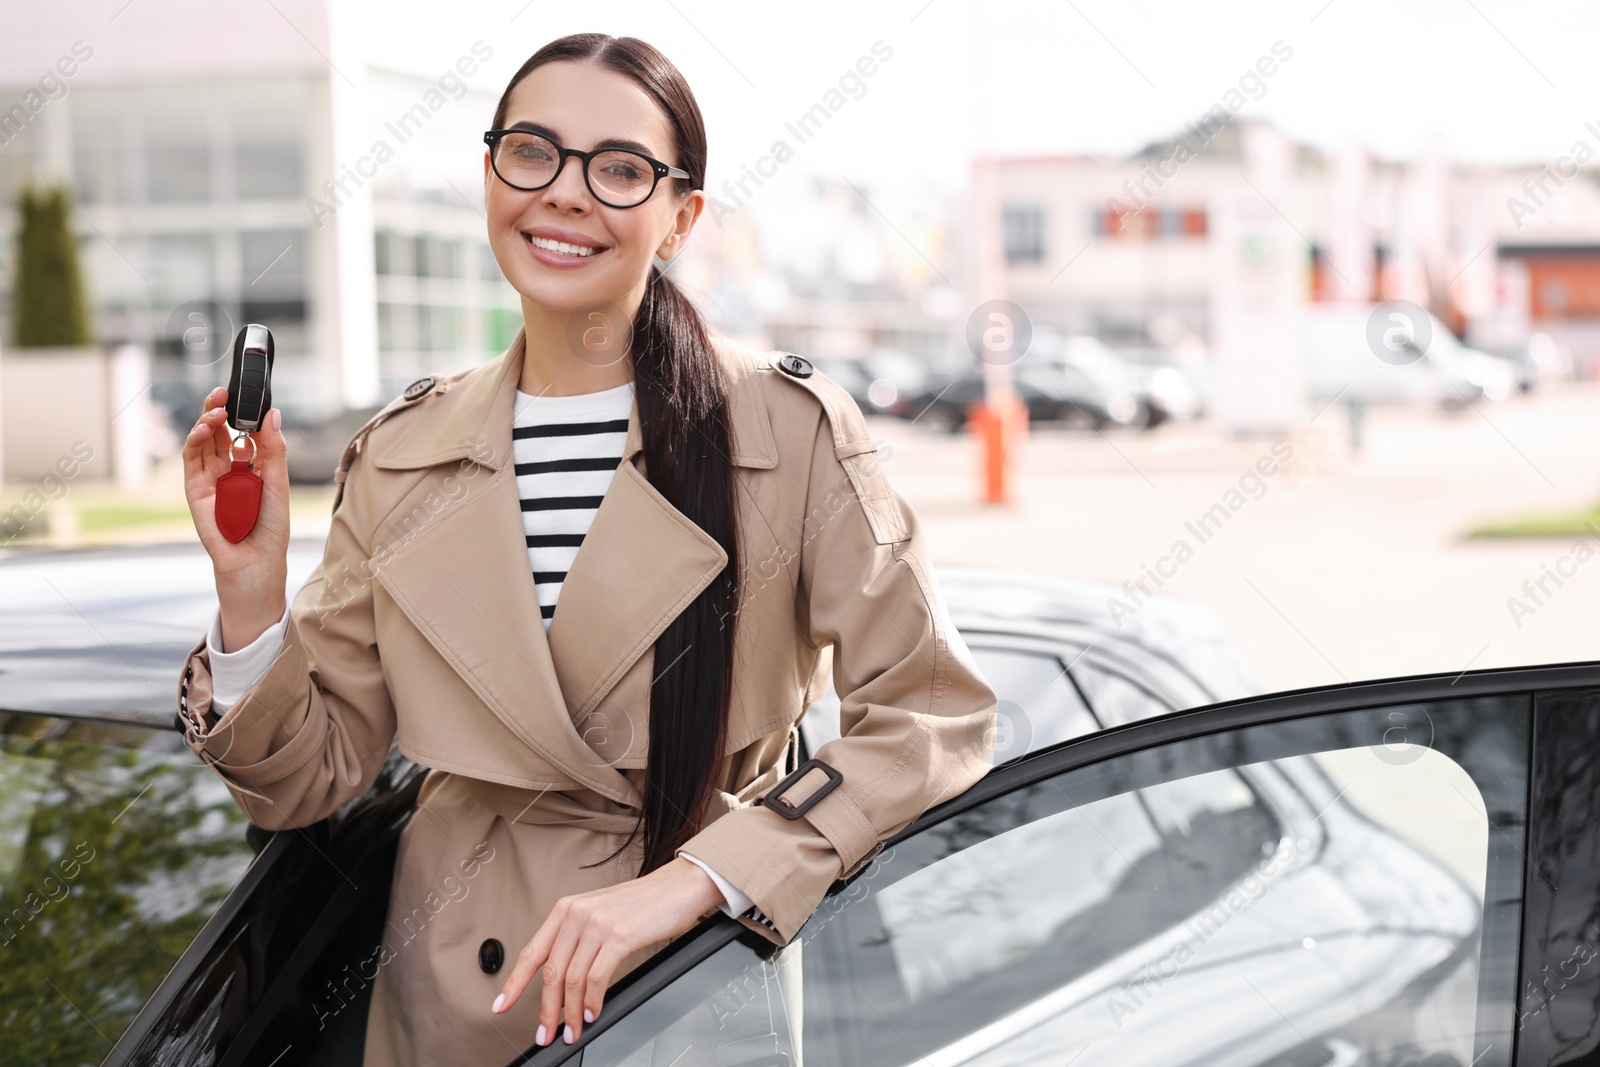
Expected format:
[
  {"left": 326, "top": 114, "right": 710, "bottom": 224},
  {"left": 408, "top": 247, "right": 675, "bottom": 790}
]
[
  {"left": 775, "top": 353, "right": 813, "bottom": 378},
  {"left": 403, "top": 376, "right": 436, "bottom": 401},
  {"left": 478, "top": 938, "right": 505, "bottom": 974}
]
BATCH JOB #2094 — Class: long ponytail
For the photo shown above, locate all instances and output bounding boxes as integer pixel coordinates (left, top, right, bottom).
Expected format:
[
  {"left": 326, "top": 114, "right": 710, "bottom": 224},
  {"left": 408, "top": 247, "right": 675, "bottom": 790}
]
[{"left": 491, "top": 35, "right": 741, "bottom": 877}]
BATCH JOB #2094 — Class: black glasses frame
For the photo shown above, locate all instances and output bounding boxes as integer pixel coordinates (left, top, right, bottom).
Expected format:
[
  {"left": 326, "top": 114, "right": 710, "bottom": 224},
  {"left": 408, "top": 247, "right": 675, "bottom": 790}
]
[{"left": 483, "top": 129, "right": 692, "bottom": 208}]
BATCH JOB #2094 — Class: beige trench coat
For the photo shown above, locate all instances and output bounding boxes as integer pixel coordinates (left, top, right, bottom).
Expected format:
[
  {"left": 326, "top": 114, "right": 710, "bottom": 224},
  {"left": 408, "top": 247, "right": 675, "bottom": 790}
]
[{"left": 174, "top": 325, "right": 999, "bottom": 1066}]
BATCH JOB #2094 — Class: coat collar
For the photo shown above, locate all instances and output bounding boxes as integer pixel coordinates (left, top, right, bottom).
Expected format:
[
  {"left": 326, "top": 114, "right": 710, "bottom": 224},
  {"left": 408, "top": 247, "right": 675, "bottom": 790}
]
[
  {"left": 370, "top": 324, "right": 779, "bottom": 474},
  {"left": 364, "top": 325, "right": 777, "bottom": 807}
]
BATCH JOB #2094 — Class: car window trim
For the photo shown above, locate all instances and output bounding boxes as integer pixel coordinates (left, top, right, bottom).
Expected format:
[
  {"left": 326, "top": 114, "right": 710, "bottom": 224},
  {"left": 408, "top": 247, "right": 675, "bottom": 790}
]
[
  {"left": 954, "top": 618, "right": 1224, "bottom": 706},
  {"left": 518, "top": 660, "right": 1597, "bottom": 1066}
]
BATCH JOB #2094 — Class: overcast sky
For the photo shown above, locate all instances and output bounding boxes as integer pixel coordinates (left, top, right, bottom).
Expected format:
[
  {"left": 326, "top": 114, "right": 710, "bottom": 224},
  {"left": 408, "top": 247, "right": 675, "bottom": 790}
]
[{"left": 355, "top": 0, "right": 1600, "bottom": 198}]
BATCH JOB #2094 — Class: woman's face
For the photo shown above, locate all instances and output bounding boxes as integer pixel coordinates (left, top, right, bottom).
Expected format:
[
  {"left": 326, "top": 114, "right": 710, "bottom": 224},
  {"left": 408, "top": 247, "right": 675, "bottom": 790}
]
[{"left": 484, "top": 60, "right": 703, "bottom": 317}]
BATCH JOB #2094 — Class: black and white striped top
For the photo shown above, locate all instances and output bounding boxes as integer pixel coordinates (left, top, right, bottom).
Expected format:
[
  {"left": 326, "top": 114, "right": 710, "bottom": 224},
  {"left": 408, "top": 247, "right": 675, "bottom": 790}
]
[{"left": 512, "top": 381, "right": 635, "bottom": 629}]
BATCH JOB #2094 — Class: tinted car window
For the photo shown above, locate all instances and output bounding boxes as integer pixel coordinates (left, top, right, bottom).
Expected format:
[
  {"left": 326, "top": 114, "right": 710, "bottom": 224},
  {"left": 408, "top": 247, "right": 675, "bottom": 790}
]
[
  {"left": 0, "top": 713, "right": 255, "bottom": 1066},
  {"left": 581, "top": 696, "right": 1526, "bottom": 1067}
]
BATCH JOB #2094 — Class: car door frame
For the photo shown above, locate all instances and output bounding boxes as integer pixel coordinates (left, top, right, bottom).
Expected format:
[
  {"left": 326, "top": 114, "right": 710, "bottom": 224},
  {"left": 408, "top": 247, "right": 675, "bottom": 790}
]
[{"left": 506, "top": 660, "right": 1600, "bottom": 1067}]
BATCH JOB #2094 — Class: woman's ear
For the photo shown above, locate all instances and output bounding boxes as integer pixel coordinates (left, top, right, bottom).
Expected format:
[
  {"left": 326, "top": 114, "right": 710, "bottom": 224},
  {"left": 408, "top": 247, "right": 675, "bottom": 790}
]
[{"left": 657, "top": 189, "right": 706, "bottom": 260}]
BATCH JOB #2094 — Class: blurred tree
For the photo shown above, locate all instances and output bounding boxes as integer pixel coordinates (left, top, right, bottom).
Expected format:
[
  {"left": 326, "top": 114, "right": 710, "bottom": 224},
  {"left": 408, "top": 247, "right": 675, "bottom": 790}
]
[
  {"left": 0, "top": 719, "right": 254, "bottom": 1065},
  {"left": 11, "top": 185, "right": 94, "bottom": 349}
]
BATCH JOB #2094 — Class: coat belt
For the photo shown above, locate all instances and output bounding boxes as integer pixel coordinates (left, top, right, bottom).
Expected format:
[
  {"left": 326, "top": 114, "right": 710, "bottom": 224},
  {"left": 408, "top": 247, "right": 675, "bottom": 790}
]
[{"left": 428, "top": 756, "right": 792, "bottom": 839}]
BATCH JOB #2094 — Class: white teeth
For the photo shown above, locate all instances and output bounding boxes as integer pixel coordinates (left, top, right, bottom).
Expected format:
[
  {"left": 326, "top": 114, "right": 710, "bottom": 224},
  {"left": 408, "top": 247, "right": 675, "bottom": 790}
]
[{"left": 528, "top": 235, "right": 599, "bottom": 257}]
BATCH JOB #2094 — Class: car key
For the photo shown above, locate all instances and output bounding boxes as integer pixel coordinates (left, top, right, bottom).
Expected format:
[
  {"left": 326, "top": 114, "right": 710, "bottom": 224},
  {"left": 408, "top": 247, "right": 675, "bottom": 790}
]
[{"left": 214, "top": 324, "right": 275, "bottom": 543}]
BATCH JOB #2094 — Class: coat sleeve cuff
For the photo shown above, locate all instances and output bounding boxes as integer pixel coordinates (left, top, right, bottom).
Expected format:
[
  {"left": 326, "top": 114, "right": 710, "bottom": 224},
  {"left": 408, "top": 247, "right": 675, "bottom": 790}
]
[
  {"left": 675, "top": 802, "right": 846, "bottom": 945},
  {"left": 207, "top": 602, "right": 291, "bottom": 716},
  {"left": 178, "top": 610, "right": 325, "bottom": 787},
  {"left": 678, "top": 851, "right": 755, "bottom": 918}
]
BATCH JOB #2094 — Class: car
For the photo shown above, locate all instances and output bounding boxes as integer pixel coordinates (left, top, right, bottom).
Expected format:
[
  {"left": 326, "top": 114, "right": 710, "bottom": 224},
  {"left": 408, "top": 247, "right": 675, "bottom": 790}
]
[
  {"left": 281, "top": 402, "right": 388, "bottom": 484},
  {"left": 1480, "top": 343, "right": 1542, "bottom": 394},
  {"left": 1305, "top": 306, "right": 1516, "bottom": 409},
  {"left": 808, "top": 351, "right": 936, "bottom": 420},
  {"left": 2, "top": 543, "right": 1593, "bottom": 1066},
  {"left": 902, "top": 363, "right": 1142, "bottom": 434},
  {"left": 1027, "top": 333, "right": 1202, "bottom": 427},
  {"left": 1115, "top": 341, "right": 1216, "bottom": 420},
  {"left": 0, "top": 541, "right": 1246, "bottom": 1062}
]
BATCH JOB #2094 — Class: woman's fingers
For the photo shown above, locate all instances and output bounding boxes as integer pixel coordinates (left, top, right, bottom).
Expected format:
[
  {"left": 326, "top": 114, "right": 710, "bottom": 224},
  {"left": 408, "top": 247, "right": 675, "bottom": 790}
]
[
  {"left": 183, "top": 408, "right": 231, "bottom": 483},
  {"left": 561, "top": 929, "right": 608, "bottom": 1042},
  {"left": 537, "top": 914, "right": 585, "bottom": 1044},
  {"left": 495, "top": 903, "right": 562, "bottom": 1016},
  {"left": 577, "top": 941, "right": 628, "bottom": 1041}
]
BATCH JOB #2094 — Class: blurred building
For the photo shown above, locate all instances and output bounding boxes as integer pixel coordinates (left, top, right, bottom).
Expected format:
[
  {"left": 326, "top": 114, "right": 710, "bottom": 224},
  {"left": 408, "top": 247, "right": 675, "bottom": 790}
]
[
  {"left": 989, "top": 122, "right": 1600, "bottom": 373},
  {"left": 707, "top": 176, "right": 962, "bottom": 366},
  {"left": 0, "top": 1, "right": 519, "bottom": 421}
]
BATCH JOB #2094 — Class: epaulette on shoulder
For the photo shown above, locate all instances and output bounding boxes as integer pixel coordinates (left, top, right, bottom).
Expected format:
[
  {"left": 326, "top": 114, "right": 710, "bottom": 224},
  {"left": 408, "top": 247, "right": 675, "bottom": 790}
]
[
  {"left": 330, "top": 375, "right": 441, "bottom": 513},
  {"left": 764, "top": 351, "right": 877, "bottom": 460},
  {"left": 765, "top": 351, "right": 908, "bottom": 545}
]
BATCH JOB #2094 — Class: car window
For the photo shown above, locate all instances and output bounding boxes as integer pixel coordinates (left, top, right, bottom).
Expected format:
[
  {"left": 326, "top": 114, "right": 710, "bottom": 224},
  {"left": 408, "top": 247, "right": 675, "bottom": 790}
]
[
  {"left": 1071, "top": 660, "right": 1176, "bottom": 727},
  {"left": 801, "top": 647, "right": 1097, "bottom": 765},
  {"left": 0, "top": 712, "right": 256, "bottom": 1065},
  {"left": 969, "top": 647, "right": 1099, "bottom": 761},
  {"left": 579, "top": 695, "right": 1527, "bottom": 1067}
]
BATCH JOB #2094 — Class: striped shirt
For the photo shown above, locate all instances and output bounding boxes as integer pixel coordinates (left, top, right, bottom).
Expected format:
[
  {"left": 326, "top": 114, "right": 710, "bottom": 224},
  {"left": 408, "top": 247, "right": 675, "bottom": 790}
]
[{"left": 512, "top": 381, "right": 635, "bottom": 629}]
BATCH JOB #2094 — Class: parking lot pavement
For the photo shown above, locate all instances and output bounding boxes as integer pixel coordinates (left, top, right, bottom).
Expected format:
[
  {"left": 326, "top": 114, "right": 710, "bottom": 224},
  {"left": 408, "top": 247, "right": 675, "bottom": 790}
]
[{"left": 877, "top": 382, "right": 1600, "bottom": 696}]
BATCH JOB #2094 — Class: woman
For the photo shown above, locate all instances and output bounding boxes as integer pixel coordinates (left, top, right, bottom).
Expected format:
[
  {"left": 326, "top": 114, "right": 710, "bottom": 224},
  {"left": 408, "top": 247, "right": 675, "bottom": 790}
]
[{"left": 178, "top": 32, "right": 997, "bottom": 1067}]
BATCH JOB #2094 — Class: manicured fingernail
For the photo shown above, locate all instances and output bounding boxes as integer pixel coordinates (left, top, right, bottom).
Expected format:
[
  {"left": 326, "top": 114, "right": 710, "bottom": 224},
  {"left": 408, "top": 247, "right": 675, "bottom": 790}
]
[
  {"left": 492, "top": 994, "right": 505, "bottom": 1013},
  {"left": 564, "top": 1025, "right": 574, "bottom": 1044},
  {"left": 271, "top": 409, "right": 281, "bottom": 431},
  {"left": 584, "top": 1008, "right": 594, "bottom": 1023},
  {"left": 536, "top": 1025, "right": 547, "bottom": 1046}
]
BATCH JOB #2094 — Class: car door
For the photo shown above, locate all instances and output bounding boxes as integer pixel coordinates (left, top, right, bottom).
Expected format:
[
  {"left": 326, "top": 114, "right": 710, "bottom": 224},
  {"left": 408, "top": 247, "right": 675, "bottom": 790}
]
[{"left": 506, "top": 664, "right": 1600, "bottom": 1067}]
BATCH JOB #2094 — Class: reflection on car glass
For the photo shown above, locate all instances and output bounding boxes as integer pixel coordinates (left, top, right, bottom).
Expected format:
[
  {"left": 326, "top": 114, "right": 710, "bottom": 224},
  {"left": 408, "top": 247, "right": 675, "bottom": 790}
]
[
  {"left": 873, "top": 768, "right": 1277, "bottom": 1003},
  {"left": 0, "top": 714, "right": 255, "bottom": 1066},
  {"left": 578, "top": 698, "right": 1526, "bottom": 1067}
]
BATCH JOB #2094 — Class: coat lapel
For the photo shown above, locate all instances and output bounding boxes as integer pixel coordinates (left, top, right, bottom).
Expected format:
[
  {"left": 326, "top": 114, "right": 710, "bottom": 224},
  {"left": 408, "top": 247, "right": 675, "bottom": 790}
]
[{"left": 364, "top": 326, "right": 777, "bottom": 805}]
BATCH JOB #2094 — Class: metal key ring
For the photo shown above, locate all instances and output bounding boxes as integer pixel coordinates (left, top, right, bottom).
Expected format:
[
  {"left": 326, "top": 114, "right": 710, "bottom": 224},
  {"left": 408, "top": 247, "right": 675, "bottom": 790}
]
[{"left": 229, "top": 430, "right": 258, "bottom": 469}]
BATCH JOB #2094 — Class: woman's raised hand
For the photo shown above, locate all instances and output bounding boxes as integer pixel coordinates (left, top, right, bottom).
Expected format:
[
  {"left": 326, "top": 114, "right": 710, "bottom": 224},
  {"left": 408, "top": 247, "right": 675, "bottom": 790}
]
[
  {"left": 182, "top": 385, "right": 291, "bottom": 651},
  {"left": 492, "top": 856, "right": 724, "bottom": 1047}
]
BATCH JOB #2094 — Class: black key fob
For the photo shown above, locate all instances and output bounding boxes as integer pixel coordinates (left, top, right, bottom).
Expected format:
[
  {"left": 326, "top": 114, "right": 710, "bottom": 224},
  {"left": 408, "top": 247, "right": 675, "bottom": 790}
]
[{"left": 226, "top": 324, "right": 274, "bottom": 434}]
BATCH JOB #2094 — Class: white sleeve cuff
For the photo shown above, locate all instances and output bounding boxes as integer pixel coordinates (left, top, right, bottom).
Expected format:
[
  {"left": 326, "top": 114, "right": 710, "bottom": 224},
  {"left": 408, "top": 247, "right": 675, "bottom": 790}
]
[
  {"left": 680, "top": 851, "right": 755, "bottom": 919},
  {"left": 206, "top": 602, "right": 291, "bottom": 721}
]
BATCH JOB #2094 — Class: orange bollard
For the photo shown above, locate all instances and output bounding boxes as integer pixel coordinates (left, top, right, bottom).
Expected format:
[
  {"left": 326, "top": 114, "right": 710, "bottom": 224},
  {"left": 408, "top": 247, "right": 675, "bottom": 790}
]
[{"left": 968, "top": 393, "right": 1026, "bottom": 504}]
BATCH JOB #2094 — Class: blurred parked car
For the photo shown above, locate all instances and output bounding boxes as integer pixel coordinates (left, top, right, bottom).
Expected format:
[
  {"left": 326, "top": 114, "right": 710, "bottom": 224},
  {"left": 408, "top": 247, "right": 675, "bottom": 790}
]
[
  {"left": 1306, "top": 306, "right": 1516, "bottom": 408},
  {"left": 1118, "top": 341, "right": 1217, "bottom": 418},
  {"left": 1481, "top": 343, "right": 1541, "bottom": 393},
  {"left": 280, "top": 402, "right": 385, "bottom": 484},
  {"left": 1028, "top": 333, "right": 1201, "bottom": 426},
  {"left": 807, "top": 356, "right": 877, "bottom": 413},
  {"left": 5, "top": 543, "right": 1595, "bottom": 1067},
  {"left": 809, "top": 350, "right": 934, "bottom": 419},
  {"left": 903, "top": 363, "right": 1141, "bottom": 433}
]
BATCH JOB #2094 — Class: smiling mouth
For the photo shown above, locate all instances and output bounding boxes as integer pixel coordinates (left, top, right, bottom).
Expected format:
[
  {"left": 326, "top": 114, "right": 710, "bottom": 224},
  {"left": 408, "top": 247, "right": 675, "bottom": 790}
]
[{"left": 525, "top": 234, "right": 607, "bottom": 258}]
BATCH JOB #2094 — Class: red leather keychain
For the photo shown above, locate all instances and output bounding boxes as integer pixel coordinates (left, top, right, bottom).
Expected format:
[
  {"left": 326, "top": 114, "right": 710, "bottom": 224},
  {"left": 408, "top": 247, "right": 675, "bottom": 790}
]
[
  {"left": 214, "top": 323, "right": 274, "bottom": 544},
  {"left": 215, "top": 432, "right": 262, "bottom": 543}
]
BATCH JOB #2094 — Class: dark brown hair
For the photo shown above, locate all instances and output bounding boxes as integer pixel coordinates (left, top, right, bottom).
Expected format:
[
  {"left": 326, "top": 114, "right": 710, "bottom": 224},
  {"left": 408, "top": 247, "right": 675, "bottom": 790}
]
[{"left": 491, "top": 34, "right": 741, "bottom": 877}]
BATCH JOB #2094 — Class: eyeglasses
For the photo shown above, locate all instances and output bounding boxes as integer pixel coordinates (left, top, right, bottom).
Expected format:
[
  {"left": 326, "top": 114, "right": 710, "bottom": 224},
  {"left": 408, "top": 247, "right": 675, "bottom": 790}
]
[{"left": 483, "top": 129, "right": 691, "bottom": 209}]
